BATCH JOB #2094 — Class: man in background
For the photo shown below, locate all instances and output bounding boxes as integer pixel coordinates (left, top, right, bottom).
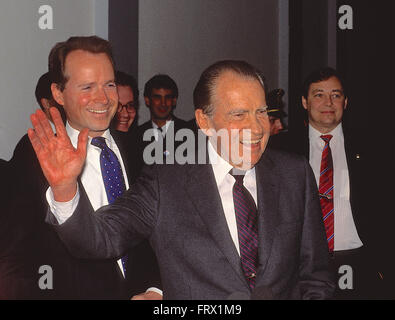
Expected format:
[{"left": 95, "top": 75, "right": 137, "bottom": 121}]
[
  {"left": 136, "top": 74, "right": 189, "bottom": 164},
  {"left": 270, "top": 67, "right": 389, "bottom": 299},
  {"left": 266, "top": 88, "right": 286, "bottom": 136},
  {"left": 112, "top": 71, "right": 139, "bottom": 134}
]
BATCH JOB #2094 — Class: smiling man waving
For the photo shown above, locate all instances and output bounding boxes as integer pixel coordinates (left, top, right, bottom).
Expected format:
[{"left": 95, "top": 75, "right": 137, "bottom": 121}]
[{"left": 29, "top": 59, "right": 334, "bottom": 300}]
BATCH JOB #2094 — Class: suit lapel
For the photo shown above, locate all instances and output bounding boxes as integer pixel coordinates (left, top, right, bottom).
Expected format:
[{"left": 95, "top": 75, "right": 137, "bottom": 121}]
[
  {"left": 110, "top": 129, "right": 132, "bottom": 185},
  {"left": 342, "top": 126, "right": 362, "bottom": 226},
  {"left": 184, "top": 162, "right": 247, "bottom": 285},
  {"left": 254, "top": 151, "right": 280, "bottom": 281}
]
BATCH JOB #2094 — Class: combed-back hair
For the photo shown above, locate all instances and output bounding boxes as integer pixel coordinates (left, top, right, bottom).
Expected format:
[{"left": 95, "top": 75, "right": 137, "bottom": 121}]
[{"left": 193, "top": 60, "right": 266, "bottom": 116}]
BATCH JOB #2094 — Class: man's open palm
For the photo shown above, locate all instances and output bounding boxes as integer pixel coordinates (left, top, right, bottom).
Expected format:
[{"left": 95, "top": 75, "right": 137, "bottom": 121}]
[{"left": 28, "top": 108, "right": 89, "bottom": 201}]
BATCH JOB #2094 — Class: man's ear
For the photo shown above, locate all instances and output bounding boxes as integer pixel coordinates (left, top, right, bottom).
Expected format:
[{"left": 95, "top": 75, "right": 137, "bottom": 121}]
[
  {"left": 195, "top": 109, "right": 214, "bottom": 136},
  {"left": 301, "top": 96, "right": 308, "bottom": 110},
  {"left": 51, "top": 83, "right": 64, "bottom": 106},
  {"left": 144, "top": 96, "right": 150, "bottom": 107}
]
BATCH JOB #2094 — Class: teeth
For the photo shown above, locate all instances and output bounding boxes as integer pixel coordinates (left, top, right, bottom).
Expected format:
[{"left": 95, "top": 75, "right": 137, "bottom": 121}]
[
  {"left": 89, "top": 109, "right": 108, "bottom": 114},
  {"left": 241, "top": 139, "right": 261, "bottom": 144}
]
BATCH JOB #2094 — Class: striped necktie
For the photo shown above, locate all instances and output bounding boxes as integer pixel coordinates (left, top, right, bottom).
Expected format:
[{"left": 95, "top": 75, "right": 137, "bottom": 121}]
[
  {"left": 230, "top": 169, "right": 259, "bottom": 290},
  {"left": 319, "top": 135, "right": 334, "bottom": 252}
]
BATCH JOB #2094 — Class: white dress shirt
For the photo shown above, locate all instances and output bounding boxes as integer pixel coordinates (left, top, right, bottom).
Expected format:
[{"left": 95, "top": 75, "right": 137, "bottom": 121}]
[
  {"left": 208, "top": 141, "right": 257, "bottom": 256},
  {"left": 47, "top": 123, "right": 162, "bottom": 295},
  {"left": 152, "top": 120, "right": 172, "bottom": 141},
  {"left": 308, "top": 123, "right": 363, "bottom": 251},
  {"left": 46, "top": 123, "right": 129, "bottom": 277}
]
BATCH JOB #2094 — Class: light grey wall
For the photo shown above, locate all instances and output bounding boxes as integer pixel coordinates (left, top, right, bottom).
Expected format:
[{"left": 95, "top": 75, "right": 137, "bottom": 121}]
[
  {"left": 0, "top": 0, "right": 108, "bottom": 160},
  {"left": 138, "top": 0, "right": 282, "bottom": 124}
]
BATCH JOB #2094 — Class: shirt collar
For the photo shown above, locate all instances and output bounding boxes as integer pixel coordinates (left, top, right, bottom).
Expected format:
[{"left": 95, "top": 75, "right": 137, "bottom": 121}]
[
  {"left": 152, "top": 120, "right": 173, "bottom": 134},
  {"left": 309, "top": 122, "right": 343, "bottom": 142},
  {"left": 208, "top": 140, "right": 255, "bottom": 185},
  {"left": 66, "top": 122, "right": 112, "bottom": 149}
]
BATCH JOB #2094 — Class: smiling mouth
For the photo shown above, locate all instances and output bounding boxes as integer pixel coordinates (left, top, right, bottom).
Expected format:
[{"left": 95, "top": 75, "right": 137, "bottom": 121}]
[
  {"left": 88, "top": 109, "right": 109, "bottom": 114},
  {"left": 240, "top": 139, "right": 262, "bottom": 146}
]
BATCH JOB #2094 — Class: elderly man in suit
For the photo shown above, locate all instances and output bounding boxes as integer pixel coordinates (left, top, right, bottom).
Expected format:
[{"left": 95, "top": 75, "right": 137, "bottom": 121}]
[
  {"left": 7, "top": 36, "right": 161, "bottom": 299},
  {"left": 28, "top": 60, "right": 335, "bottom": 299}
]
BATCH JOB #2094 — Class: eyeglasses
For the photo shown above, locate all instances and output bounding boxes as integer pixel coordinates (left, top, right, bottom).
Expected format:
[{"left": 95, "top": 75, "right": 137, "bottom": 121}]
[{"left": 118, "top": 101, "right": 136, "bottom": 112}]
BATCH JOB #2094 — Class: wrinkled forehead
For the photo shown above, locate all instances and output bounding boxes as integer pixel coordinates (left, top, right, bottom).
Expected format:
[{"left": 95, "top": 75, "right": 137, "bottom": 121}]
[{"left": 212, "top": 72, "right": 265, "bottom": 104}]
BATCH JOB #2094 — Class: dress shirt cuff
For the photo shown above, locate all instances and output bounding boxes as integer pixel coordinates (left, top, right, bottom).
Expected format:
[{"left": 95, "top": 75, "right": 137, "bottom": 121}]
[
  {"left": 46, "top": 184, "right": 80, "bottom": 225},
  {"left": 146, "top": 287, "right": 163, "bottom": 296}
]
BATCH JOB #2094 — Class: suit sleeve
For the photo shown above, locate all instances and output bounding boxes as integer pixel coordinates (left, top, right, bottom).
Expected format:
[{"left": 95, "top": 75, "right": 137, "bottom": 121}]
[
  {"left": 45, "top": 165, "right": 160, "bottom": 261},
  {"left": 298, "top": 158, "right": 336, "bottom": 299}
]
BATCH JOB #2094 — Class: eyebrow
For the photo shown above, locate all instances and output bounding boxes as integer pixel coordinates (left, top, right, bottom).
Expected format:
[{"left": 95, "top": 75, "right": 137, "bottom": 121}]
[
  {"left": 152, "top": 94, "right": 173, "bottom": 98},
  {"left": 227, "top": 106, "right": 267, "bottom": 114},
  {"left": 77, "top": 80, "right": 115, "bottom": 87},
  {"left": 77, "top": 82, "right": 95, "bottom": 88},
  {"left": 311, "top": 88, "right": 343, "bottom": 93},
  {"left": 228, "top": 109, "right": 248, "bottom": 114}
]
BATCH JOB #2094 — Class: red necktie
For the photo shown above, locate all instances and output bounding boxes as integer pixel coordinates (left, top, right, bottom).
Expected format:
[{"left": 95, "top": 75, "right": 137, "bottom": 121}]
[
  {"left": 319, "top": 135, "right": 334, "bottom": 252},
  {"left": 230, "top": 169, "right": 259, "bottom": 290}
]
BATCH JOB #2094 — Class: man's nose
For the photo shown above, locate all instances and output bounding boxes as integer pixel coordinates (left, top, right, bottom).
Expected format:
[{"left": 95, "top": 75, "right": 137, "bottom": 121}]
[
  {"left": 324, "top": 94, "right": 334, "bottom": 106},
  {"left": 276, "top": 119, "right": 284, "bottom": 130},
  {"left": 96, "top": 87, "right": 109, "bottom": 104},
  {"left": 248, "top": 114, "right": 264, "bottom": 134},
  {"left": 119, "top": 107, "right": 129, "bottom": 117}
]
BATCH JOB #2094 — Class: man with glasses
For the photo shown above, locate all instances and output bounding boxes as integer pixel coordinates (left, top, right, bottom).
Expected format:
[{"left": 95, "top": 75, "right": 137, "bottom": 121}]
[{"left": 112, "top": 71, "right": 139, "bottom": 134}]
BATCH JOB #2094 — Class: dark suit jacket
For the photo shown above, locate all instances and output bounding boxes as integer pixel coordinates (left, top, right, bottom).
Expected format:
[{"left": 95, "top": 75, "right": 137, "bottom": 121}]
[
  {"left": 47, "top": 147, "right": 335, "bottom": 299},
  {"left": 4, "top": 130, "right": 161, "bottom": 299},
  {"left": 269, "top": 125, "right": 393, "bottom": 296},
  {"left": 134, "top": 116, "right": 191, "bottom": 170},
  {"left": 269, "top": 125, "right": 386, "bottom": 253}
]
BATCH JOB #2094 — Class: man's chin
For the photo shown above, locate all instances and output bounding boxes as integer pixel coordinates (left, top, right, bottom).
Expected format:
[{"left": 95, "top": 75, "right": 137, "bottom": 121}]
[{"left": 88, "top": 126, "right": 111, "bottom": 137}]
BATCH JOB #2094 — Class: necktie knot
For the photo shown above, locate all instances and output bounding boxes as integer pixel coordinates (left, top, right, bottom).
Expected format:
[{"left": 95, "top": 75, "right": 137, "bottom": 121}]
[
  {"left": 91, "top": 136, "right": 107, "bottom": 150},
  {"left": 229, "top": 168, "right": 246, "bottom": 184},
  {"left": 320, "top": 134, "right": 333, "bottom": 144}
]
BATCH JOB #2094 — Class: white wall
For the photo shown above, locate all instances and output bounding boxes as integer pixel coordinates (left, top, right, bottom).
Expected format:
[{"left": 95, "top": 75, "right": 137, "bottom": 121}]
[
  {"left": 138, "top": 0, "right": 281, "bottom": 124},
  {"left": 0, "top": 0, "right": 108, "bottom": 160}
]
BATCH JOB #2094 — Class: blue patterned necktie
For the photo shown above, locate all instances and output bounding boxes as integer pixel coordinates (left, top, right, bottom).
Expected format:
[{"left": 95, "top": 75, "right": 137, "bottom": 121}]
[
  {"left": 91, "top": 136, "right": 128, "bottom": 275},
  {"left": 230, "top": 169, "right": 259, "bottom": 290}
]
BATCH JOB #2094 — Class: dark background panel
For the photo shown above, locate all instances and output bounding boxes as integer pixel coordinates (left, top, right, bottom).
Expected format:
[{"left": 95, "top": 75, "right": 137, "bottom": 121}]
[{"left": 109, "top": 0, "right": 139, "bottom": 79}]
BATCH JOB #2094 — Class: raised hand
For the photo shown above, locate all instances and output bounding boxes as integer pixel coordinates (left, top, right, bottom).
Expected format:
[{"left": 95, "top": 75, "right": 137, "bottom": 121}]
[{"left": 27, "top": 107, "right": 89, "bottom": 202}]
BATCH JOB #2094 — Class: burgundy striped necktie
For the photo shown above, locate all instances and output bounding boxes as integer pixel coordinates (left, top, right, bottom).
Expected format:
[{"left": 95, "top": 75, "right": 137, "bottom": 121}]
[
  {"left": 319, "top": 135, "right": 334, "bottom": 252},
  {"left": 230, "top": 169, "right": 259, "bottom": 290}
]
